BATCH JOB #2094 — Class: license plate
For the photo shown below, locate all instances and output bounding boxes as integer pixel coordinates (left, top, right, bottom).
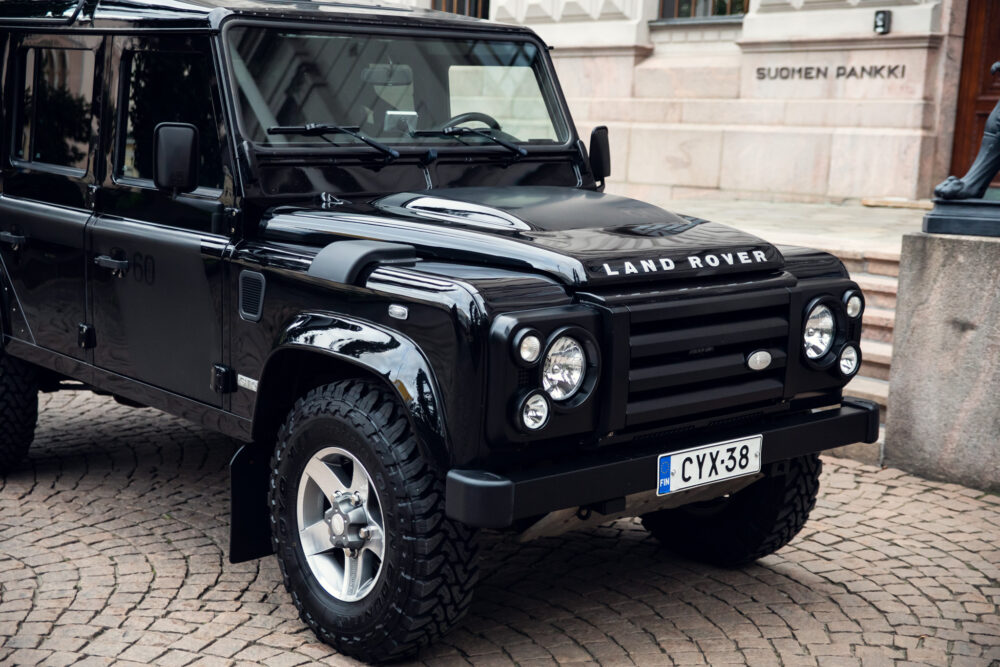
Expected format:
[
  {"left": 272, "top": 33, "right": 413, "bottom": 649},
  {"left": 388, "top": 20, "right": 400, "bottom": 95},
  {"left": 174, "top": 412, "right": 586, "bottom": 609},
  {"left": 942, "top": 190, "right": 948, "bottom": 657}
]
[{"left": 657, "top": 435, "right": 762, "bottom": 495}]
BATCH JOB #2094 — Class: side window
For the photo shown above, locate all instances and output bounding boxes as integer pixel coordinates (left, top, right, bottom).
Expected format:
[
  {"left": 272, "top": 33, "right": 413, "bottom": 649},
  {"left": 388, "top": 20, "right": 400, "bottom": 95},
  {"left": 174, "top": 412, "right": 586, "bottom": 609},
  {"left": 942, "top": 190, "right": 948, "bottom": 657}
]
[
  {"left": 15, "top": 47, "right": 95, "bottom": 171},
  {"left": 118, "top": 50, "right": 224, "bottom": 190}
]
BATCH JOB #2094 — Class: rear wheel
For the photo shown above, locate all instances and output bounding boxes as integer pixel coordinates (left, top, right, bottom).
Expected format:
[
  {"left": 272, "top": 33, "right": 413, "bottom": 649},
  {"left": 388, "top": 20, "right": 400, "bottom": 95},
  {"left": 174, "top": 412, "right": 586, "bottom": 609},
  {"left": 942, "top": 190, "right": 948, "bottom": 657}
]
[
  {"left": 642, "top": 454, "right": 822, "bottom": 567},
  {"left": 269, "top": 380, "right": 478, "bottom": 663},
  {"left": 0, "top": 351, "right": 38, "bottom": 474}
]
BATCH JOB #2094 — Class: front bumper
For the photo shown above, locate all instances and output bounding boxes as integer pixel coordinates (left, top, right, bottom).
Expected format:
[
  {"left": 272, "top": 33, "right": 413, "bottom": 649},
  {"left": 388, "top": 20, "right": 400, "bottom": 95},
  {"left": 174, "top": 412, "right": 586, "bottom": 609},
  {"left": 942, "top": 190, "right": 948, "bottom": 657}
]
[{"left": 446, "top": 397, "right": 879, "bottom": 528}]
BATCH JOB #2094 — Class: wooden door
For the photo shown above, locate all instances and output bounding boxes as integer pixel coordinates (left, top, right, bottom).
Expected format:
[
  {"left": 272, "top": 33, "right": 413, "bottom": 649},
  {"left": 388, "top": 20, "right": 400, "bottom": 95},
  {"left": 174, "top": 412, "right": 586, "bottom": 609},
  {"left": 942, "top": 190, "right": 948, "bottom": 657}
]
[{"left": 951, "top": 0, "right": 1000, "bottom": 183}]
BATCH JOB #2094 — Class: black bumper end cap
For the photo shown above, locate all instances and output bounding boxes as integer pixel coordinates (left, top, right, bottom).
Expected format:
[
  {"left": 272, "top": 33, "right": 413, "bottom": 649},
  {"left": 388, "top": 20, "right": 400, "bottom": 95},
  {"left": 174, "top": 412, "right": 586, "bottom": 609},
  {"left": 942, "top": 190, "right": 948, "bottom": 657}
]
[
  {"left": 842, "top": 395, "right": 881, "bottom": 443},
  {"left": 446, "top": 469, "right": 514, "bottom": 529}
]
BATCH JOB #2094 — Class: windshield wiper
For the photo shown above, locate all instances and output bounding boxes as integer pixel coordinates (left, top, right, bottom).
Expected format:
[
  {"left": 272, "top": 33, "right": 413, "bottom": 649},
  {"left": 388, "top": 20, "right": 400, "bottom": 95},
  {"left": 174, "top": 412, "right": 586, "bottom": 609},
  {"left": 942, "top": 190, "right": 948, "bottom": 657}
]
[
  {"left": 413, "top": 126, "right": 528, "bottom": 158},
  {"left": 267, "top": 123, "right": 400, "bottom": 162}
]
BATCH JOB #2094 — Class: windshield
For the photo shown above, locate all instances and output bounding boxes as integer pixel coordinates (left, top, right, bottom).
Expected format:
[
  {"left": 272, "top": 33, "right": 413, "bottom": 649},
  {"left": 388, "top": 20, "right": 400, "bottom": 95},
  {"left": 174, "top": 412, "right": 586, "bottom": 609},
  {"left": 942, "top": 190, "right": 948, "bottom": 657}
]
[{"left": 226, "top": 27, "right": 570, "bottom": 149}]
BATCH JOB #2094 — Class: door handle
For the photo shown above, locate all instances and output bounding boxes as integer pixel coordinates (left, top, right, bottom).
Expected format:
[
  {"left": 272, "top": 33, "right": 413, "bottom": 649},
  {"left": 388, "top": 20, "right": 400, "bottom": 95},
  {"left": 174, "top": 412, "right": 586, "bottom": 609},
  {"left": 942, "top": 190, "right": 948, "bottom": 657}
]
[
  {"left": 94, "top": 254, "right": 129, "bottom": 274},
  {"left": 0, "top": 231, "right": 26, "bottom": 248}
]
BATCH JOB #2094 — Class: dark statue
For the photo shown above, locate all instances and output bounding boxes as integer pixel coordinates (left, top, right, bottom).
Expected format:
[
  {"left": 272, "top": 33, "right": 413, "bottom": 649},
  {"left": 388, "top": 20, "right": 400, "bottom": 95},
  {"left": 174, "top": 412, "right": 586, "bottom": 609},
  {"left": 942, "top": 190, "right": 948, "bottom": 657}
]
[
  {"left": 935, "top": 62, "right": 1000, "bottom": 200},
  {"left": 924, "top": 62, "right": 1000, "bottom": 236}
]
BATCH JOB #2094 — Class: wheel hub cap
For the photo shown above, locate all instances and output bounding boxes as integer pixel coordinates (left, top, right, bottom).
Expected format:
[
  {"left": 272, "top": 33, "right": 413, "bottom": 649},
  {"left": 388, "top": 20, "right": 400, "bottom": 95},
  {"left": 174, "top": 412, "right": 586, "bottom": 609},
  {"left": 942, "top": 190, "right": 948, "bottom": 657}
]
[{"left": 324, "top": 494, "right": 368, "bottom": 549}]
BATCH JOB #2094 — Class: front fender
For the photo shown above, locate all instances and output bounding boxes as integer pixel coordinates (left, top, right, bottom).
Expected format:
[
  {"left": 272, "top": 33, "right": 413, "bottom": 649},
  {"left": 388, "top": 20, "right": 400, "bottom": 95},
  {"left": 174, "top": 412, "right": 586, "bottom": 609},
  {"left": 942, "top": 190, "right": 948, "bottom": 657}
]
[
  {"left": 266, "top": 311, "right": 449, "bottom": 464},
  {"left": 232, "top": 312, "right": 453, "bottom": 564}
]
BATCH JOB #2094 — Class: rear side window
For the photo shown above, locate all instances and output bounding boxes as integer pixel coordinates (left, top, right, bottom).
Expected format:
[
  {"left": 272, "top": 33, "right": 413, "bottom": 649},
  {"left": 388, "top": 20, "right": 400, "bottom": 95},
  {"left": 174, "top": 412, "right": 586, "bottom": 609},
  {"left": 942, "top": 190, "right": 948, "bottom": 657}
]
[
  {"left": 118, "top": 50, "right": 224, "bottom": 190},
  {"left": 15, "top": 47, "right": 95, "bottom": 171}
]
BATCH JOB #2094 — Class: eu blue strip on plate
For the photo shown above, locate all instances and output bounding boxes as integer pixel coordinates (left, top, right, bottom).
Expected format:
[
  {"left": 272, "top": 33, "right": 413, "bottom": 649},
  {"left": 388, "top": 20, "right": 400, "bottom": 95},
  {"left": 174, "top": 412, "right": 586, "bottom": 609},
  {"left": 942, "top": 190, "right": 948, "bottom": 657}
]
[{"left": 658, "top": 455, "right": 671, "bottom": 494}]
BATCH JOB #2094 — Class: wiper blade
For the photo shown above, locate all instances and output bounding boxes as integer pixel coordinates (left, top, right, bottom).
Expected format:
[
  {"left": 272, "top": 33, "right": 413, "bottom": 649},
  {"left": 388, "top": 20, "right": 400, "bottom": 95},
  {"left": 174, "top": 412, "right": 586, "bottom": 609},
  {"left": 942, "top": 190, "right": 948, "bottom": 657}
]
[
  {"left": 267, "top": 123, "right": 400, "bottom": 161},
  {"left": 413, "top": 127, "right": 528, "bottom": 158}
]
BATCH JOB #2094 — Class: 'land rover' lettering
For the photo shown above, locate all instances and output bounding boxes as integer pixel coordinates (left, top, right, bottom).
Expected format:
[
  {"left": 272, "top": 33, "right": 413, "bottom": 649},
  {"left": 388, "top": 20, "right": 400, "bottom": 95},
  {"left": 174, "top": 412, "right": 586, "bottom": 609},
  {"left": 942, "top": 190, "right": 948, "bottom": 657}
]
[{"left": 602, "top": 248, "right": 771, "bottom": 277}]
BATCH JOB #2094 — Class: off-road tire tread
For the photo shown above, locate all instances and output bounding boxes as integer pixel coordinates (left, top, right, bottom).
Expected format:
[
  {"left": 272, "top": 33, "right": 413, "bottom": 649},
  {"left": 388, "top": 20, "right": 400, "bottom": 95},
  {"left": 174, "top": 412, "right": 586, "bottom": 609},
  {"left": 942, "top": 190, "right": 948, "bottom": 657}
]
[
  {"left": 268, "top": 380, "right": 478, "bottom": 663},
  {"left": 642, "top": 454, "right": 822, "bottom": 567},
  {"left": 0, "top": 351, "right": 37, "bottom": 473}
]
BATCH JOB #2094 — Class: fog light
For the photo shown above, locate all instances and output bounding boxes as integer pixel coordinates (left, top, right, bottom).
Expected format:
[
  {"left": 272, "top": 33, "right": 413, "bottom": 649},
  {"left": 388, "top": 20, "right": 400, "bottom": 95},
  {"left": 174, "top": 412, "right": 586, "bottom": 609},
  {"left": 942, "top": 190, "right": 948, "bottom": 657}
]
[
  {"left": 839, "top": 345, "right": 860, "bottom": 376},
  {"left": 518, "top": 334, "right": 542, "bottom": 364},
  {"left": 846, "top": 294, "right": 863, "bottom": 319},
  {"left": 521, "top": 392, "right": 550, "bottom": 430}
]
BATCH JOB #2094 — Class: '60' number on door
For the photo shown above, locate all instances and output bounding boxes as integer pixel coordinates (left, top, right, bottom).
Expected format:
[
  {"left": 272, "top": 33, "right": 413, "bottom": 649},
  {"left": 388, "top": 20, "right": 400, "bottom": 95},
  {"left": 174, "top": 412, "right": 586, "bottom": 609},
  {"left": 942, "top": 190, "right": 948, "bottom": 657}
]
[{"left": 132, "top": 252, "right": 155, "bottom": 286}]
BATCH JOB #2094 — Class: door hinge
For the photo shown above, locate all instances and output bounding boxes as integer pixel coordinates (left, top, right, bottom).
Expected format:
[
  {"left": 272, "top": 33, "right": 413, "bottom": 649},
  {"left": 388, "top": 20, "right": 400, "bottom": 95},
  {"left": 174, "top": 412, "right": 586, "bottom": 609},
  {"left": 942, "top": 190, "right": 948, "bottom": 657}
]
[
  {"left": 78, "top": 323, "right": 95, "bottom": 349},
  {"left": 86, "top": 185, "right": 99, "bottom": 209},
  {"left": 211, "top": 364, "right": 236, "bottom": 394}
]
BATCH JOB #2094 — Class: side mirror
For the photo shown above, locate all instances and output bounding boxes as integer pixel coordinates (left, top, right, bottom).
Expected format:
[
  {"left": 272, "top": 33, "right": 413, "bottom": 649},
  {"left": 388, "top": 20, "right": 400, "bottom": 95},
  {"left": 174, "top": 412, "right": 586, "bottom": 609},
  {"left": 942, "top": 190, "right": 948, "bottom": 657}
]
[
  {"left": 153, "top": 122, "right": 199, "bottom": 194},
  {"left": 590, "top": 126, "right": 611, "bottom": 185}
]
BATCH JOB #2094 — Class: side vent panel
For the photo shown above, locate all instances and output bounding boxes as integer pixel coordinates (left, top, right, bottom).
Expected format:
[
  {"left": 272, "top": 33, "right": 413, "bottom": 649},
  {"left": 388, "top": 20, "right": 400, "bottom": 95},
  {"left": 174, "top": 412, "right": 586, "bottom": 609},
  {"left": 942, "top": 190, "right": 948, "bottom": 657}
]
[{"left": 239, "top": 271, "right": 266, "bottom": 323}]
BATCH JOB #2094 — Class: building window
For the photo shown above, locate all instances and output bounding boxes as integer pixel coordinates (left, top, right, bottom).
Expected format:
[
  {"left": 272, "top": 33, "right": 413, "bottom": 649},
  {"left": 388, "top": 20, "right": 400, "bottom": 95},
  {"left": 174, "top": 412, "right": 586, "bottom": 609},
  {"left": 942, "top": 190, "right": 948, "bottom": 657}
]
[
  {"left": 660, "top": 0, "right": 745, "bottom": 19},
  {"left": 432, "top": 0, "right": 489, "bottom": 19}
]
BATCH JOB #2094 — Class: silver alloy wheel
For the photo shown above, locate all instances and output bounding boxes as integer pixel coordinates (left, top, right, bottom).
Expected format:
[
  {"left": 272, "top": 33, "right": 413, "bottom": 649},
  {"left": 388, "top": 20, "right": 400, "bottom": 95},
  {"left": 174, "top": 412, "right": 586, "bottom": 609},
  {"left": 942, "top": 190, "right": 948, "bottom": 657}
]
[{"left": 296, "top": 447, "right": 386, "bottom": 603}]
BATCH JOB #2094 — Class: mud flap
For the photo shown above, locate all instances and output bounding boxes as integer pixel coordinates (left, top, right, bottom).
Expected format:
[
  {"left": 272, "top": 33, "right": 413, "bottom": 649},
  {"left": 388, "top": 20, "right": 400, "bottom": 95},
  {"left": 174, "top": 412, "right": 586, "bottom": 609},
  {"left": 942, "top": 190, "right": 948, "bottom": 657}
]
[{"left": 229, "top": 444, "right": 274, "bottom": 563}]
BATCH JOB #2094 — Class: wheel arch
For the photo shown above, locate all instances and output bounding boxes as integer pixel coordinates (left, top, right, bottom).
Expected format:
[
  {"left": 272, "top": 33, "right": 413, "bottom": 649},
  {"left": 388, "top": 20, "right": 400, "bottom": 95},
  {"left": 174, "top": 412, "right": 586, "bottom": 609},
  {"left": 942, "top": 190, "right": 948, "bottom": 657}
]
[
  {"left": 230, "top": 313, "right": 452, "bottom": 564},
  {"left": 250, "top": 313, "right": 450, "bottom": 466}
]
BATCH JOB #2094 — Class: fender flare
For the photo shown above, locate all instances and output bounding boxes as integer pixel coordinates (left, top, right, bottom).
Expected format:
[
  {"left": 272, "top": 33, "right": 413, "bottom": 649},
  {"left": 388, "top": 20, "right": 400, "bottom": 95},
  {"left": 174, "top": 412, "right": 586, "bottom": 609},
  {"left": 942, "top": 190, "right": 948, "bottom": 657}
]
[
  {"left": 231, "top": 312, "right": 450, "bottom": 563},
  {"left": 262, "top": 311, "right": 449, "bottom": 463}
]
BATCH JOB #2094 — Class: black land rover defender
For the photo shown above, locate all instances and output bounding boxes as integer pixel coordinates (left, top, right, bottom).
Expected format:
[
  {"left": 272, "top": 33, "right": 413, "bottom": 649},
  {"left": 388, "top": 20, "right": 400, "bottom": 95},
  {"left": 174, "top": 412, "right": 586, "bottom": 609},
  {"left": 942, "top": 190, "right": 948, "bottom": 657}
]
[{"left": 0, "top": 0, "right": 879, "bottom": 661}]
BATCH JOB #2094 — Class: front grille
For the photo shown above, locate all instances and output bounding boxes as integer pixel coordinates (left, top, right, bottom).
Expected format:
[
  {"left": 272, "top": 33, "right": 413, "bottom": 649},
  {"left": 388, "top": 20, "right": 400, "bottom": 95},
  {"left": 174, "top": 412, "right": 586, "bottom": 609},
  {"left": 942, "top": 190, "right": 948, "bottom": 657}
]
[{"left": 624, "top": 289, "right": 790, "bottom": 428}]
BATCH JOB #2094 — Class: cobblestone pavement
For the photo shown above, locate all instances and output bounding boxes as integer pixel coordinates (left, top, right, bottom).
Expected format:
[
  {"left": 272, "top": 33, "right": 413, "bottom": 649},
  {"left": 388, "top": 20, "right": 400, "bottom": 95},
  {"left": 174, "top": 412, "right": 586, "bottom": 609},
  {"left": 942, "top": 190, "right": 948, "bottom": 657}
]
[{"left": 1, "top": 392, "right": 998, "bottom": 667}]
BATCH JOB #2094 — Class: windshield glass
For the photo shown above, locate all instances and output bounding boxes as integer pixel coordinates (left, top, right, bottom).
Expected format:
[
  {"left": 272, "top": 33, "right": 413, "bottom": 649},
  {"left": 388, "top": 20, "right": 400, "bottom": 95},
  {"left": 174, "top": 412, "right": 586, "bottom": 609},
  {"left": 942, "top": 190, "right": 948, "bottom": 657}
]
[{"left": 226, "top": 27, "right": 570, "bottom": 149}]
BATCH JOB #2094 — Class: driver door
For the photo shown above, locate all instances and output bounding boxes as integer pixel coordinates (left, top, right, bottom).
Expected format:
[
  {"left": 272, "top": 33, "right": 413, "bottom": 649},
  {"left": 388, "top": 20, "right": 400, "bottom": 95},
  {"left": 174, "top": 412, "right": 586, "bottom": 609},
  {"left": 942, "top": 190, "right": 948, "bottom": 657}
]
[{"left": 87, "top": 34, "right": 233, "bottom": 406}]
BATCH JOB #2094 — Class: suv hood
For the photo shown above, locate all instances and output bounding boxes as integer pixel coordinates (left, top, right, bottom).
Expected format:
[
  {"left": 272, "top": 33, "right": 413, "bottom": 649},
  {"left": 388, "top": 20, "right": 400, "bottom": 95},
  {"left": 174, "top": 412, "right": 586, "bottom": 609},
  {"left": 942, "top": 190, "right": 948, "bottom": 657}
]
[{"left": 262, "top": 186, "right": 784, "bottom": 287}]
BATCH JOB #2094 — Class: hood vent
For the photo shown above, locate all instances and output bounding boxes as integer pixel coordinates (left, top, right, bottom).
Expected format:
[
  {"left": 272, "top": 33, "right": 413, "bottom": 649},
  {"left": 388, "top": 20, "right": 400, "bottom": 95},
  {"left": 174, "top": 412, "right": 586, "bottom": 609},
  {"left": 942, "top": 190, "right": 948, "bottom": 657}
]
[{"left": 375, "top": 193, "right": 531, "bottom": 230}]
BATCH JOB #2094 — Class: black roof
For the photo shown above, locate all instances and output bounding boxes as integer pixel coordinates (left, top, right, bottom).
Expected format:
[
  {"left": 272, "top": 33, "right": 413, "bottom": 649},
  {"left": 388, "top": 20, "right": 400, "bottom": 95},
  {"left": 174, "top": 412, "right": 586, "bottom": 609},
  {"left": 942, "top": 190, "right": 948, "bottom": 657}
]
[{"left": 0, "top": 0, "right": 525, "bottom": 32}]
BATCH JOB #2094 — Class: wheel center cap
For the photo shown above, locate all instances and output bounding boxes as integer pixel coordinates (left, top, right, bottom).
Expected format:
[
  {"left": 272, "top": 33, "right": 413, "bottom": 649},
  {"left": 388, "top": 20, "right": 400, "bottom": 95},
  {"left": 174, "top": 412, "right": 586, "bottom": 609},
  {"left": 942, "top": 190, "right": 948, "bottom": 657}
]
[{"left": 331, "top": 514, "right": 346, "bottom": 536}]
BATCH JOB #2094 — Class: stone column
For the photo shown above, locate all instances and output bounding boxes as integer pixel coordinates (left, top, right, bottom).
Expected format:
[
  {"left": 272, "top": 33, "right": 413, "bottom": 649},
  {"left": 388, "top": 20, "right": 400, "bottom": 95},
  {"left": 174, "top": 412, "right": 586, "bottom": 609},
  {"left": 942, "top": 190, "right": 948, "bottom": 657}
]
[{"left": 884, "top": 232, "right": 1000, "bottom": 492}]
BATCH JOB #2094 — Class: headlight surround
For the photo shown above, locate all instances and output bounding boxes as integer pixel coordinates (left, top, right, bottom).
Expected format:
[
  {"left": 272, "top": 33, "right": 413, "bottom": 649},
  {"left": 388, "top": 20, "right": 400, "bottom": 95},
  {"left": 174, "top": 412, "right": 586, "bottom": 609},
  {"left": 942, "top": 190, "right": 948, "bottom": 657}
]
[
  {"left": 542, "top": 335, "right": 586, "bottom": 401},
  {"left": 803, "top": 303, "right": 836, "bottom": 360}
]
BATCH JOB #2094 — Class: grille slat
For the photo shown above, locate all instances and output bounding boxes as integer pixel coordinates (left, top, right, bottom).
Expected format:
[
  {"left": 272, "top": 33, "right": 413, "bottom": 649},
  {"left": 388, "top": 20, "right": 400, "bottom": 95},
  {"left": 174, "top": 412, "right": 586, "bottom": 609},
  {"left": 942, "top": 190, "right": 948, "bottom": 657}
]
[
  {"left": 629, "top": 348, "right": 787, "bottom": 393},
  {"left": 630, "top": 316, "right": 788, "bottom": 358},
  {"left": 623, "top": 289, "right": 790, "bottom": 428},
  {"left": 628, "top": 290, "right": 788, "bottom": 323},
  {"left": 627, "top": 378, "right": 784, "bottom": 424}
]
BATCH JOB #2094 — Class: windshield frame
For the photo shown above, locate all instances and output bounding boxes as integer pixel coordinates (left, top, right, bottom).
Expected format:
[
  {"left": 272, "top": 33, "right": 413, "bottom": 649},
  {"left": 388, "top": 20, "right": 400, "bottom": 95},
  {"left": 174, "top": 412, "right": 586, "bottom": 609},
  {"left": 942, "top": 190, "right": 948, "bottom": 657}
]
[{"left": 218, "top": 17, "right": 580, "bottom": 160}]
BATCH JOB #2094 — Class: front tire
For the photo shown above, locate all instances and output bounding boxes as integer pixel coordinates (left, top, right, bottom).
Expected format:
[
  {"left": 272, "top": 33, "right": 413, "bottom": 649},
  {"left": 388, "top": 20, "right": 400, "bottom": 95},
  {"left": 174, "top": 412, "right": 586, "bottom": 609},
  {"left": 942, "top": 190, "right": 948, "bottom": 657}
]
[
  {"left": 0, "top": 351, "right": 38, "bottom": 474},
  {"left": 269, "top": 380, "right": 478, "bottom": 663},
  {"left": 642, "top": 454, "right": 822, "bottom": 567}
]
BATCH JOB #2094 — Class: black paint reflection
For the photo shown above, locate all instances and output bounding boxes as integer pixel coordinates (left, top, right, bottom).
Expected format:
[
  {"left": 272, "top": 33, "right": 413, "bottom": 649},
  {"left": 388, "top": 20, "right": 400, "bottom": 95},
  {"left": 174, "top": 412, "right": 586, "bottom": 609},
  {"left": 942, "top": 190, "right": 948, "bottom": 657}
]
[{"left": 17, "top": 47, "right": 94, "bottom": 170}]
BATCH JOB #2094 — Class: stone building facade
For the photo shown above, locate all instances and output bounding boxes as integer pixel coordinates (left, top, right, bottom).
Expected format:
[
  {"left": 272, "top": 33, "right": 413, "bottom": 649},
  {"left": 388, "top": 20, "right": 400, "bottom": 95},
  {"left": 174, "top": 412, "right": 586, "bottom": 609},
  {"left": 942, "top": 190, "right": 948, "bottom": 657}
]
[{"left": 425, "top": 0, "right": 975, "bottom": 203}]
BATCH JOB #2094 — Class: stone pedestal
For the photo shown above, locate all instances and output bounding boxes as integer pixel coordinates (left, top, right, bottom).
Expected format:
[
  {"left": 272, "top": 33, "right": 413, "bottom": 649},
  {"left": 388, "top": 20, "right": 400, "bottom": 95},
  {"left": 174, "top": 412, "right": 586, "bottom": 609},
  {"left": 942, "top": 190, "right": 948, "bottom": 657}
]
[{"left": 884, "top": 232, "right": 1000, "bottom": 492}]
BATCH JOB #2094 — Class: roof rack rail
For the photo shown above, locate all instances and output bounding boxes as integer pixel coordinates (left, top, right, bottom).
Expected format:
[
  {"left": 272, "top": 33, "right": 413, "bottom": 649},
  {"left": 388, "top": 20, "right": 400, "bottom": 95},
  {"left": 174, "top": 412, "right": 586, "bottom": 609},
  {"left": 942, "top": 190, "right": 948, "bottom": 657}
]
[{"left": 0, "top": 0, "right": 89, "bottom": 25}]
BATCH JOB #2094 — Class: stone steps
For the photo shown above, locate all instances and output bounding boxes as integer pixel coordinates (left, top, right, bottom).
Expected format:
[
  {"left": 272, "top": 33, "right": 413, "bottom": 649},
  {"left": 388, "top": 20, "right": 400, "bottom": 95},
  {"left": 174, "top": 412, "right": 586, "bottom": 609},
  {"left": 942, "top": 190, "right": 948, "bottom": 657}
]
[
  {"left": 854, "top": 273, "right": 898, "bottom": 310},
  {"left": 859, "top": 339, "right": 893, "bottom": 381},
  {"left": 835, "top": 249, "right": 900, "bottom": 278},
  {"left": 861, "top": 306, "right": 896, "bottom": 344}
]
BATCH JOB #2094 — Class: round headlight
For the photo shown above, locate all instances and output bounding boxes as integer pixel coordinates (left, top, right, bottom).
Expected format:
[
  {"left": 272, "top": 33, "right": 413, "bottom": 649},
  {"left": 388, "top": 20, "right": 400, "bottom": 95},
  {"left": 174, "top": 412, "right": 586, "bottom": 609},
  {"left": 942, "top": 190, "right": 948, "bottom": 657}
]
[
  {"left": 846, "top": 294, "right": 863, "bottom": 319},
  {"left": 803, "top": 304, "right": 836, "bottom": 360},
  {"left": 542, "top": 336, "right": 586, "bottom": 401},
  {"left": 839, "top": 345, "right": 860, "bottom": 376},
  {"left": 518, "top": 333, "right": 542, "bottom": 364},
  {"left": 521, "top": 392, "right": 550, "bottom": 430}
]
